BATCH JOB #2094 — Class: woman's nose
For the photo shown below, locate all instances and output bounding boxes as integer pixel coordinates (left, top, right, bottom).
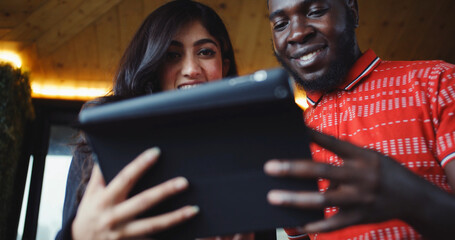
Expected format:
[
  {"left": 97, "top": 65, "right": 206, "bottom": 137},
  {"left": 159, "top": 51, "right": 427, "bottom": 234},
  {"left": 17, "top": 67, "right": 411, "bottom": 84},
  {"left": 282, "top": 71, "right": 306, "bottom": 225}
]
[{"left": 181, "top": 56, "right": 202, "bottom": 79}]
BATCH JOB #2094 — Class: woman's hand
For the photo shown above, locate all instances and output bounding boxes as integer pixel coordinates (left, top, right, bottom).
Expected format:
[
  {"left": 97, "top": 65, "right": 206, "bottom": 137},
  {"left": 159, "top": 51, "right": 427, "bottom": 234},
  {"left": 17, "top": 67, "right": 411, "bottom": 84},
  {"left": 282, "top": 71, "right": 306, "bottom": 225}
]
[{"left": 72, "top": 147, "right": 199, "bottom": 240}]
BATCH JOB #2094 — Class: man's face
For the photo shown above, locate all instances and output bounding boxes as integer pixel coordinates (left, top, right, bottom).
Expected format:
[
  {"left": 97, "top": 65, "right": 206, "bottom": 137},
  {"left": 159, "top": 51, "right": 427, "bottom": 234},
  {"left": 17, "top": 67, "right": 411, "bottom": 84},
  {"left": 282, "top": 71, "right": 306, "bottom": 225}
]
[{"left": 268, "top": 0, "right": 359, "bottom": 92}]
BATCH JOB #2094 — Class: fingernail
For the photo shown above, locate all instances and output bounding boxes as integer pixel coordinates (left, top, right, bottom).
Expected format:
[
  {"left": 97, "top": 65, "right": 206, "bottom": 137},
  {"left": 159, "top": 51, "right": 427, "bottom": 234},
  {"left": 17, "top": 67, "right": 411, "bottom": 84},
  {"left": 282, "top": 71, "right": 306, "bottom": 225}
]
[
  {"left": 174, "top": 177, "right": 189, "bottom": 190},
  {"left": 264, "top": 160, "right": 284, "bottom": 175},
  {"left": 145, "top": 147, "right": 160, "bottom": 160},
  {"left": 185, "top": 205, "right": 200, "bottom": 217},
  {"left": 268, "top": 191, "right": 284, "bottom": 204}
]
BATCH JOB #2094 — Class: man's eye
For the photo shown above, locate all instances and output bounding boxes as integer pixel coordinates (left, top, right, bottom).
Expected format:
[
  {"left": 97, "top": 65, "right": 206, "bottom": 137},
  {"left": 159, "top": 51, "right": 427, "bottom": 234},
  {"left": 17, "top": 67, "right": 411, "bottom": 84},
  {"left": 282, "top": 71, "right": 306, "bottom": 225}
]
[
  {"left": 198, "top": 49, "right": 216, "bottom": 56},
  {"left": 308, "top": 8, "right": 328, "bottom": 17},
  {"left": 273, "top": 20, "right": 289, "bottom": 31}
]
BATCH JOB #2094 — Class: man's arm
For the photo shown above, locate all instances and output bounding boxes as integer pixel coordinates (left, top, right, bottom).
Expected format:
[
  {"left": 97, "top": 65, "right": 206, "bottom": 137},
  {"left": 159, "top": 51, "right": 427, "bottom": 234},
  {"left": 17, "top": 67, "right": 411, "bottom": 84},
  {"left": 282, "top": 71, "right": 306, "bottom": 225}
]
[{"left": 265, "top": 130, "right": 455, "bottom": 240}]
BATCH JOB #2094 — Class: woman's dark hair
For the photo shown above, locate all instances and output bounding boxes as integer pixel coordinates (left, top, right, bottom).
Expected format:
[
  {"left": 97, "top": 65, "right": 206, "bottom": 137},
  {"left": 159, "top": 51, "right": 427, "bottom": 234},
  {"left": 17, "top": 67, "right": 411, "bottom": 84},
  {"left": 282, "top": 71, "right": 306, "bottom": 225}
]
[
  {"left": 113, "top": 0, "right": 238, "bottom": 98},
  {"left": 74, "top": 0, "right": 237, "bottom": 203}
]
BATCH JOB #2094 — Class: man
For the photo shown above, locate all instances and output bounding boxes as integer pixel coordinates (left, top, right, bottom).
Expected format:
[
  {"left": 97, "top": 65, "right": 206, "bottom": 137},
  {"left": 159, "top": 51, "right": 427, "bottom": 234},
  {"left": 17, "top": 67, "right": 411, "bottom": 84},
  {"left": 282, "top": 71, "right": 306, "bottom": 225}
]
[{"left": 264, "top": 0, "right": 455, "bottom": 239}]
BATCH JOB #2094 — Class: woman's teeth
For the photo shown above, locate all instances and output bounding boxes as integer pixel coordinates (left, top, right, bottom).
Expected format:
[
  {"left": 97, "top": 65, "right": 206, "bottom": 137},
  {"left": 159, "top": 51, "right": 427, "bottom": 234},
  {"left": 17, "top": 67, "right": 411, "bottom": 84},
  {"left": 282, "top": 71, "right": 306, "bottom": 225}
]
[
  {"left": 179, "top": 84, "right": 200, "bottom": 90},
  {"left": 300, "top": 49, "right": 322, "bottom": 61}
]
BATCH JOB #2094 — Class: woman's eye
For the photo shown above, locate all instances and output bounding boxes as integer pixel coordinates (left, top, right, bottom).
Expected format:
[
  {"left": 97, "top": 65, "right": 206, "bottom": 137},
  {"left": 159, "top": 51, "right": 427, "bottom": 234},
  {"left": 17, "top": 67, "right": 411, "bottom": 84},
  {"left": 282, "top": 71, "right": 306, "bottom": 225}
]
[
  {"left": 198, "top": 49, "right": 216, "bottom": 57},
  {"left": 166, "top": 52, "right": 181, "bottom": 60}
]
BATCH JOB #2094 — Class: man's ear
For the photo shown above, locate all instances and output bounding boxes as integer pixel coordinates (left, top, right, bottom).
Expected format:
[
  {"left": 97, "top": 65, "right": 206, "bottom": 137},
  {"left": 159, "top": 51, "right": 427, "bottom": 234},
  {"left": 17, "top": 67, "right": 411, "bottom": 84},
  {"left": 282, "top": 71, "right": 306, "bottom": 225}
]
[
  {"left": 347, "top": 0, "right": 359, "bottom": 27},
  {"left": 222, "top": 59, "right": 230, "bottom": 77}
]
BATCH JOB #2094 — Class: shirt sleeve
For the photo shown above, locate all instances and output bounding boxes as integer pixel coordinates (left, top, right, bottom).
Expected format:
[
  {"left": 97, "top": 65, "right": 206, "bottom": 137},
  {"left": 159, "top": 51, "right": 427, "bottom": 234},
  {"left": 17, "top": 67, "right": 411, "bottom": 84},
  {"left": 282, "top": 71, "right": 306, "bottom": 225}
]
[{"left": 431, "top": 62, "right": 455, "bottom": 168}]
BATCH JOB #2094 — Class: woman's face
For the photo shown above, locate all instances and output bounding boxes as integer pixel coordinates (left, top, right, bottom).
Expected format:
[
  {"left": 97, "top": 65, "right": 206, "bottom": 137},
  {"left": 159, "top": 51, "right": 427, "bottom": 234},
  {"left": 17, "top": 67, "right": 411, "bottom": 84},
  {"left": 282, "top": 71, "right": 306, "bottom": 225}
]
[{"left": 159, "top": 21, "right": 228, "bottom": 91}]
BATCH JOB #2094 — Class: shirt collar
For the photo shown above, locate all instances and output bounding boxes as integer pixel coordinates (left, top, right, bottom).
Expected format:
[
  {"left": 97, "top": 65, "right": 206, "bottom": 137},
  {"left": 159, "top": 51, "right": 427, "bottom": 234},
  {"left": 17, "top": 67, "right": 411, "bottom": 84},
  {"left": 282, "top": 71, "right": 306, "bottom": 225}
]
[{"left": 306, "top": 49, "right": 381, "bottom": 106}]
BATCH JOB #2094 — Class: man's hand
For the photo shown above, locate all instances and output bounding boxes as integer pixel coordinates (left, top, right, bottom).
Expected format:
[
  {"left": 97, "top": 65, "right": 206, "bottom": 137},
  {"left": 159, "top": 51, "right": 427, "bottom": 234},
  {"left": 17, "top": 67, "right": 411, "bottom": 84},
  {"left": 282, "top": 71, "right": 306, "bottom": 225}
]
[{"left": 264, "top": 130, "right": 455, "bottom": 239}]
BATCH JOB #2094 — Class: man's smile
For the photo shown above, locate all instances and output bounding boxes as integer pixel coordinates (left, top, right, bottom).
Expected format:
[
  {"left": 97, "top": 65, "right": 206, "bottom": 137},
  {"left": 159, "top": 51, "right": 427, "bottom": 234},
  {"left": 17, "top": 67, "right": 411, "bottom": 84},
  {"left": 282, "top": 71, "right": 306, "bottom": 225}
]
[{"left": 290, "top": 44, "right": 328, "bottom": 68}]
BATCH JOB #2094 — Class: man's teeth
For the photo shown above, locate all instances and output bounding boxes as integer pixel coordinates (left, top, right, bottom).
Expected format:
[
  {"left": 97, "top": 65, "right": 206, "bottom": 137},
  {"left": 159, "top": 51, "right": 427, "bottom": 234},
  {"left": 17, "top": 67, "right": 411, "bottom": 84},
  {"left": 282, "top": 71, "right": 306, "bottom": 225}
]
[
  {"left": 300, "top": 49, "right": 322, "bottom": 61},
  {"left": 179, "top": 84, "right": 200, "bottom": 90}
]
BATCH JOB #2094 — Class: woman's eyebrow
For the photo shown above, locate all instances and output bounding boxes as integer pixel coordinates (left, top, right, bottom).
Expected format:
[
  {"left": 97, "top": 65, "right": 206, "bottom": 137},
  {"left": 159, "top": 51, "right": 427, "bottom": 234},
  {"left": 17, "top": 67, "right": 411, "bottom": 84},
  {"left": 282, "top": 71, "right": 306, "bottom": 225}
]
[
  {"left": 194, "top": 38, "right": 218, "bottom": 47},
  {"left": 170, "top": 40, "right": 183, "bottom": 47}
]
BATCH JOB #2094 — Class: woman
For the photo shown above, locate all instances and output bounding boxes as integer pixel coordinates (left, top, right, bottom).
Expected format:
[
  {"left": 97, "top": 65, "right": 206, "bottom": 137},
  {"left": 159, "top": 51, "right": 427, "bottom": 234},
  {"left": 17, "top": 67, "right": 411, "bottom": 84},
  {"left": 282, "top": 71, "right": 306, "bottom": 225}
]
[{"left": 56, "top": 1, "right": 255, "bottom": 239}]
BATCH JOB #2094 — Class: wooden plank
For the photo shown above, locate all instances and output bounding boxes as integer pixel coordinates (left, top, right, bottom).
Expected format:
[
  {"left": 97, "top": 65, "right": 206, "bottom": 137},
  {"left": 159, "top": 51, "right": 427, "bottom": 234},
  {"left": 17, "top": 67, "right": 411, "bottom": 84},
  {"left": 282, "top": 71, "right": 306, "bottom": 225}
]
[
  {"left": 356, "top": 0, "right": 455, "bottom": 63},
  {"left": 118, "top": 0, "right": 145, "bottom": 50},
  {"left": 396, "top": 0, "right": 455, "bottom": 62},
  {"left": 45, "top": 41, "right": 78, "bottom": 82},
  {"left": 35, "top": 0, "right": 123, "bottom": 57},
  {"left": 0, "top": 0, "right": 46, "bottom": 28},
  {"left": 95, "top": 6, "right": 121, "bottom": 79},
  {"left": 0, "top": 0, "right": 47, "bottom": 10},
  {"left": 0, "top": 29, "right": 12, "bottom": 38},
  {"left": 251, "top": 3, "right": 279, "bottom": 72},
  {"left": 143, "top": 0, "right": 170, "bottom": 17},
  {"left": 230, "top": 0, "right": 265, "bottom": 75},
  {"left": 72, "top": 25, "right": 100, "bottom": 82},
  {"left": 1, "top": 0, "right": 85, "bottom": 42},
  {"left": 0, "top": 11, "right": 30, "bottom": 28}
]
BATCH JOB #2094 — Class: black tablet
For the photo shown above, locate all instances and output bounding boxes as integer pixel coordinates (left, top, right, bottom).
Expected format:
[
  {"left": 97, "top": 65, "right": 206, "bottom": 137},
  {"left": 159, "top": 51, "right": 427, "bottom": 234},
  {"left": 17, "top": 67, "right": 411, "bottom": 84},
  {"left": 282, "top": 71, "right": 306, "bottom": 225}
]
[{"left": 78, "top": 68, "right": 322, "bottom": 239}]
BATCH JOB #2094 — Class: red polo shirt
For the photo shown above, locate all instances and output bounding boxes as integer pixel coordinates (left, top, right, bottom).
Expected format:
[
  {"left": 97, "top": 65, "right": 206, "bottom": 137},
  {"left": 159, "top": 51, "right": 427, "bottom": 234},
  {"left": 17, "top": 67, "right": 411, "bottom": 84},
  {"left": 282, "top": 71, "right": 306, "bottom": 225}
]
[{"left": 286, "top": 50, "right": 455, "bottom": 240}]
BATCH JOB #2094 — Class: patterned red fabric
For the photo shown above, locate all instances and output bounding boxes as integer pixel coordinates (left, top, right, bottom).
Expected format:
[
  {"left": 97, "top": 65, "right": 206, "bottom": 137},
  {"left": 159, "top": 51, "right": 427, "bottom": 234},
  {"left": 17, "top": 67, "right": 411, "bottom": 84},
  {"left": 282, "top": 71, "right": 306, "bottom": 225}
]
[{"left": 285, "top": 49, "right": 455, "bottom": 240}]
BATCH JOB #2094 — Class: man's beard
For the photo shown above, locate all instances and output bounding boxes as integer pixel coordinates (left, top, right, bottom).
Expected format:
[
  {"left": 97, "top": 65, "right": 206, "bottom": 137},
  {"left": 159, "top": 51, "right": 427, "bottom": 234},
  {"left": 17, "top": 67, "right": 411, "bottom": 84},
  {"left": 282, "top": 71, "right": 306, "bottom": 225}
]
[{"left": 275, "top": 16, "right": 358, "bottom": 93}]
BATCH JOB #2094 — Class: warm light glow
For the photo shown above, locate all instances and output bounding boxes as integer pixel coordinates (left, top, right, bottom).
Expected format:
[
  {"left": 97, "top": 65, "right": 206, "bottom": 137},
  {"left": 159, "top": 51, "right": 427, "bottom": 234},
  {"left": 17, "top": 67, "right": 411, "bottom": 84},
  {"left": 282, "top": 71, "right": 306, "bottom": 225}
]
[
  {"left": 0, "top": 51, "right": 22, "bottom": 68},
  {"left": 293, "top": 82, "right": 308, "bottom": 110},
  {"left": 31, "top": 82, "right": 110, "bottom": 100},
  {"left": 295, "top": 96, "right": 309, "bottom": 110}
]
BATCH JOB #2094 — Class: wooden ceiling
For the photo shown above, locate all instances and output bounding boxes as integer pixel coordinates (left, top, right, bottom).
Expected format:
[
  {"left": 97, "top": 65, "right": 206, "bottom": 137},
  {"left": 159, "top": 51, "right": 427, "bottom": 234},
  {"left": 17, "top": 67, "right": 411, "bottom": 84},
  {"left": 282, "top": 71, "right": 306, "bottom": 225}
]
[{"left": 1, "top": 0, "right": 455, "bottom": 98}]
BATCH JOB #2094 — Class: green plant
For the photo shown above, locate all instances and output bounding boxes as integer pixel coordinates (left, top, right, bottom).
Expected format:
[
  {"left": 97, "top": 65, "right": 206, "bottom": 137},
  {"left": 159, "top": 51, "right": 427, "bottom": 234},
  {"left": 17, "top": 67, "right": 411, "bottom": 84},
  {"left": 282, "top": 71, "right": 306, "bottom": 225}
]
[{"left": 0, "top": 63, "right": 34, "bottom": 239}]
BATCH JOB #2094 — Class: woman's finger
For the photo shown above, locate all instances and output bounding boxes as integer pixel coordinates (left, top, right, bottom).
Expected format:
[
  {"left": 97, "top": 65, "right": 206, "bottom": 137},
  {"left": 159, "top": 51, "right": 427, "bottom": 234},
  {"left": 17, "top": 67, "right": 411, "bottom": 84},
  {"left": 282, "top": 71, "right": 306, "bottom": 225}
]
[
  {"left": 84, "top": 164, "right": 106, "bottom": 197},
  {"left": 114, "top": 205, "right": 199, "bottom": 238},
  {"left": 111, "top": 177, "right": 189, "bottom": 222},
  {"left": 105, "top": 147, "right": 161, "bottom": 201}
]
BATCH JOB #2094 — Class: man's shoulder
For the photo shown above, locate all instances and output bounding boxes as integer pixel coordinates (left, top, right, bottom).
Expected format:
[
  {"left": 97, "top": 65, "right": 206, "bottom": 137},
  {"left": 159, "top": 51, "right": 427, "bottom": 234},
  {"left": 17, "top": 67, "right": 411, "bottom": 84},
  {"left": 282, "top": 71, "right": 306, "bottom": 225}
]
[
  {"left": 378, "top": 59, "right": 452, "bottom": 69},
  {"left": 372, "top": 59, "right": 455, "bottom": 77}
]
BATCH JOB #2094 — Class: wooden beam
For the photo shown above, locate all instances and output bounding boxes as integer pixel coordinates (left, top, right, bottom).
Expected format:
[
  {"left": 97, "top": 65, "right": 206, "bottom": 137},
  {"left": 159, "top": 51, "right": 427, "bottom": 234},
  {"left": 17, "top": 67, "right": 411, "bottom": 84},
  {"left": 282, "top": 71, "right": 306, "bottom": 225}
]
[
  {"left": 1, "top": 0, "right": 86, "bottom": 42},
  {"left": 0, "top": 0, "right": 46, "bottom": 28},
  {"left": 0, "top": 11, "right": 29, "bottom": 29},
  {"left": 0, "top": 29, "right": 12, "bottom": 38},
  {"left": 36, "top": 0, "right": 123, "bottom": 57}
]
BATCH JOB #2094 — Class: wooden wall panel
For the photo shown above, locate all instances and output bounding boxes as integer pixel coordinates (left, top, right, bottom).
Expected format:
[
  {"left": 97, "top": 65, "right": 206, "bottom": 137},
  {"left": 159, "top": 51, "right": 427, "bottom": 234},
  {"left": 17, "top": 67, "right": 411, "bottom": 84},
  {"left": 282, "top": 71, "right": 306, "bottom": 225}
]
[
  {"left": 35, "top": 0, "right": 123, "bottom": 56},
  {"left": 3, "top": 0, "right": 454, "bottom": 98},
  {"left": 118, "top": 0, "right": 145, "bottom": 50},
  {"left": 1, "top": 0, "right": 86, "bottom": 42},
  {"left": 26, "top": 0, "right": 277, "bottom": 87},
  {"left": 142, "top": 0, "right": 172, "bottom": 16},
  {"left": 357, "top": 0, "right": 455, "bottom": 63},
  {"left": 0, "top": 0, "right": 46, "bottom": 29},
  {"left": 95, "top": 6, "right": 121, "bottom": 82},
  {"left": 72, "top": 25, "right": 99, "bottom": 82}
]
